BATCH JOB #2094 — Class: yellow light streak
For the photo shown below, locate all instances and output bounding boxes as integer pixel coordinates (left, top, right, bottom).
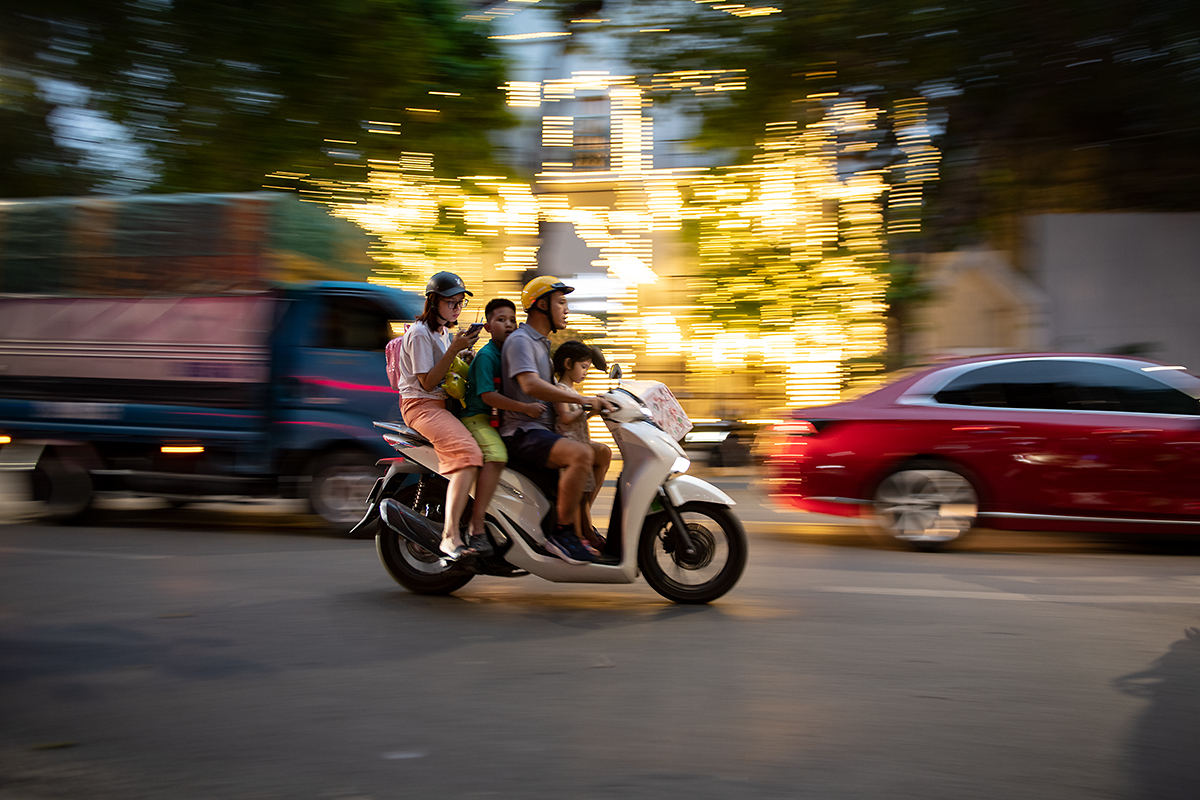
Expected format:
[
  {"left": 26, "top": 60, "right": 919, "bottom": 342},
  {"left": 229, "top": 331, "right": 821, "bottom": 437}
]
[
  {"left": 292, "top": 69, "right": 932, "bottom": 419},
  {"left": 490, "top": 31, "right": 572, "bottom": 40},
  {"left": 504, "top": 81, "right": 542, "bottom": 107},
  {"left": 161, "top": 445, "right": 204, "bottom": 454}
]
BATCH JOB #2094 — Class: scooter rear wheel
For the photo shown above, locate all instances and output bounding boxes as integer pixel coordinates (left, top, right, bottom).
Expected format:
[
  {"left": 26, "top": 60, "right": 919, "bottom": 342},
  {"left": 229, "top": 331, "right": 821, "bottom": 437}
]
[
  {"left": 376, "top": 480, "right": 474, "bottom": 596},
  {"left": 638, "top": 502, "right": 747, "bottom": 604}
]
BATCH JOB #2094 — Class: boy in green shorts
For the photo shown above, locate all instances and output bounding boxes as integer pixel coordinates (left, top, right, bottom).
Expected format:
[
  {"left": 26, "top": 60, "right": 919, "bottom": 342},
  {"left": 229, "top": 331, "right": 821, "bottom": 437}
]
[{"left": 461, "top": 298, "right": 545, "bottom": 543}]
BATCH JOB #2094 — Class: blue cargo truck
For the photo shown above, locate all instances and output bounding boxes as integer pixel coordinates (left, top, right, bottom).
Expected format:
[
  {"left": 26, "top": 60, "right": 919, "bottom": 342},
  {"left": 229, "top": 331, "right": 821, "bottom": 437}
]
[{"left": 0, "top": 193, "right": 420, "bottom": 531}]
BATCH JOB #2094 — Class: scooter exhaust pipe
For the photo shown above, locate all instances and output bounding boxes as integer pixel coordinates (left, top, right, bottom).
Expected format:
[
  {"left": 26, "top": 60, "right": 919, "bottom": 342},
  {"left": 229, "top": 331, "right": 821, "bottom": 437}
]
[{"left": 379, "top": 497, "right": 445, "bottom": 555}]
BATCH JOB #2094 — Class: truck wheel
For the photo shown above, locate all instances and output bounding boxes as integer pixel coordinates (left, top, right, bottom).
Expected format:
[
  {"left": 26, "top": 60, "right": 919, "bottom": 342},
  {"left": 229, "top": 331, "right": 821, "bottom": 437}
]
[
  {"left": 31, "top": 455, "right": 93, "bottom": 522},
  {"left": 309, "top": 451, "right": 384, "bottom": 534}
]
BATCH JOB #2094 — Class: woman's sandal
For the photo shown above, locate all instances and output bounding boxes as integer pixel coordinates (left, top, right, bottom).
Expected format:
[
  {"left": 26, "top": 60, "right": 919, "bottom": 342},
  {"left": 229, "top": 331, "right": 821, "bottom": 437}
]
[{"left": 439, "top": 539, "right": 474, "bottom": 561}]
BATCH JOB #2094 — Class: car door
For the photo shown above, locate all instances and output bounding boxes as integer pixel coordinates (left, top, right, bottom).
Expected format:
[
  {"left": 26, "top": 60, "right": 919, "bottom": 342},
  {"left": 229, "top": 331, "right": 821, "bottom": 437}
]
[
  {"left": 924, "top": 361, "right": 1064, "bottom": 515},
  {"left": 1038, "top": 361, "right": 1200, "bottom": 519}
]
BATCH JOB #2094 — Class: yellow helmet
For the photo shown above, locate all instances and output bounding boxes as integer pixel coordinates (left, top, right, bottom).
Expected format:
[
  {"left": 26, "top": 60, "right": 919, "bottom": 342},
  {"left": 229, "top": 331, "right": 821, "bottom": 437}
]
[{"left": 521, "top": 275, "right": 574, "bottom": 312}]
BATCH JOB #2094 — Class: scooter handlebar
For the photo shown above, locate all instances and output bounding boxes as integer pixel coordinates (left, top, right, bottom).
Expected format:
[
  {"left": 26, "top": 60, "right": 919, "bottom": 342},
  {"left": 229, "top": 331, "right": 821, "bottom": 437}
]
[{"left": 577, "top": 400, "right": 610, "bottom": 417}]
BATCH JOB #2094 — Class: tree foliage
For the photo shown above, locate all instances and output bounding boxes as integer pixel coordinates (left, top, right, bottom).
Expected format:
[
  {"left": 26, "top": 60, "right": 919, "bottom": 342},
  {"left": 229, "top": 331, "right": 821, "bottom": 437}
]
[
  {"left": 629, "top": 0, "right": 1200, "bottom": 246},
  {"left": 1, "top": 0, "right": 513, "bottom": 196}
]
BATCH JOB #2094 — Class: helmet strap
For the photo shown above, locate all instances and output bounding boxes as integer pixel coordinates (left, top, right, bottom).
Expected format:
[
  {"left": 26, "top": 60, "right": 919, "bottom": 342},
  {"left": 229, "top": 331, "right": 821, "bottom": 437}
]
[
  {"left": 532, "top": 296, "right": 560, "bottom": 333},
  {"left": 428, "top": 295, "right": 451, "bottom": 329}
]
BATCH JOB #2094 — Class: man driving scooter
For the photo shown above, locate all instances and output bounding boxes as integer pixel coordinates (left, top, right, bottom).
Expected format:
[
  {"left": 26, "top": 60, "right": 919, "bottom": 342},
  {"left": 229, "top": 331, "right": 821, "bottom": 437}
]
[{"left": 500, "top": 276, "right": 616, "bottom": 565}]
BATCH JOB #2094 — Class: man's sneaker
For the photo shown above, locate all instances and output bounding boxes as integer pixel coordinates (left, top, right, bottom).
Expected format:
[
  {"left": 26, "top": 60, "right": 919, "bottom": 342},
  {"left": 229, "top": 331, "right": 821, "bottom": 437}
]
[{"left": 544, "top": 527, "right": 593, "bottom": 565}]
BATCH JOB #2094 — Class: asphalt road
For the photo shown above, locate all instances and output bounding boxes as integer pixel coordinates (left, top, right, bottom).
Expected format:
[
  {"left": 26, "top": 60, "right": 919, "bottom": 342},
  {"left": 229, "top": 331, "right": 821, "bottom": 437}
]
[{"left": 2, "top": 472, "right": 1200, "bottom": 799}]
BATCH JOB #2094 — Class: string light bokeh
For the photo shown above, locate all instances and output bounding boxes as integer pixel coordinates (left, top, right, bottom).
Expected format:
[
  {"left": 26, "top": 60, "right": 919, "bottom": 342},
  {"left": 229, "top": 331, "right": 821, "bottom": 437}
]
[{"left": 266, "top": 62, "right": 938, "bottom": 421}]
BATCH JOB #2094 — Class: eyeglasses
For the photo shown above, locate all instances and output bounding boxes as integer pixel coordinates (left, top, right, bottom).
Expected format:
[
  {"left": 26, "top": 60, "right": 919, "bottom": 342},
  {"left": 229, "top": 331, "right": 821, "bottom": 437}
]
[{"left": 441, "top": 298, "right": 468, "bottom": 310}]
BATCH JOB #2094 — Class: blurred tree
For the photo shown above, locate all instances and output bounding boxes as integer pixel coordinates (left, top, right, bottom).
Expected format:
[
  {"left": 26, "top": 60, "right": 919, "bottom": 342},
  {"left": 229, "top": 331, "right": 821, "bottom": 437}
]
[
  {"left": 628, "top": 0, "right": 1200, "bottom": 248},
  {"left": 0, "top": 0, "right": 513, "bottom": 195},
  {"left": 0, "top": 4, "right": 100, "bottom": 197},
  {"left": 0, "top": 80, "right": 93, "bottom": 197}
]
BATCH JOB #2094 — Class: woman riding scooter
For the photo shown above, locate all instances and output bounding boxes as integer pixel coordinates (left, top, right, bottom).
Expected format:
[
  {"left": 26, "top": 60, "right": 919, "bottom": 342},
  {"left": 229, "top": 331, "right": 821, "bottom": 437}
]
[{"left": 386, "top": 271, "right": 488, "bottom": 561}]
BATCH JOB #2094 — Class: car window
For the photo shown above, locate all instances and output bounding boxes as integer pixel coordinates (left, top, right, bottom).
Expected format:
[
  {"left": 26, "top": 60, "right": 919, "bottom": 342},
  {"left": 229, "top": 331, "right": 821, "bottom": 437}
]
[
  {"left": 933, "top": 360, "right": 1200, "bottom": 415},
  {"left": 319, "top": 297, "right": 392, "bottom": 351}
]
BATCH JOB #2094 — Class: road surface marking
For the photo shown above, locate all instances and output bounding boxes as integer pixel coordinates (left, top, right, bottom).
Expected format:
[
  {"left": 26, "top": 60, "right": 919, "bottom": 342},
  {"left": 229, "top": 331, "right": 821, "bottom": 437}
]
[
  {"left": 821, "top": 586, "right": 1200, "bottom": 603},
  {"left": 0, "top": 546, "right": 170, "bottom": 560}
]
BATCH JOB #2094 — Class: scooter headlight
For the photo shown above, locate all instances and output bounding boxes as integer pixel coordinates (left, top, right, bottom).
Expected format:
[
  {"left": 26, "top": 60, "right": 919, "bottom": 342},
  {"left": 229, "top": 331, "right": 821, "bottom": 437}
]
[{"left": 670, "top": 455, "right": 691, "bottom": 477}]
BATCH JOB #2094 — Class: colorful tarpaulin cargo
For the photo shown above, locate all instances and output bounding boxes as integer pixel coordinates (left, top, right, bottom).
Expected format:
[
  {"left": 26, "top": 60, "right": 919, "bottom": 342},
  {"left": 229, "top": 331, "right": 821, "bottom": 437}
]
[{"left": 0, "top": 192, "right": 375, "bottom": 295}]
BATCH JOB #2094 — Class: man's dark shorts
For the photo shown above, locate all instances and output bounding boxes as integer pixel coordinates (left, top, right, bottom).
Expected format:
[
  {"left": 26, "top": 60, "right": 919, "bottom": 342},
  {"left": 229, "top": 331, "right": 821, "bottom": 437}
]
[{"left": 503, "top": 427, "right": 563, "bottom": 469}]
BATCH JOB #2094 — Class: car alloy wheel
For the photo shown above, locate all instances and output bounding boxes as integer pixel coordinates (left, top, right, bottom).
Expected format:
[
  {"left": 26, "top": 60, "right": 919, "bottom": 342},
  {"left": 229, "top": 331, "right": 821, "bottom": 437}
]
[{"left": 873, "top": 464, "right": 978, "bottom": 550}]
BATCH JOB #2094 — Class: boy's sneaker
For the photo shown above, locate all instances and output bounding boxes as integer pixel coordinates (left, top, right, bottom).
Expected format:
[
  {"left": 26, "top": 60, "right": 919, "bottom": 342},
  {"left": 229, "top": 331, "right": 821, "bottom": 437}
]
[{"left": 544, "top": 526, "right": 593, "bottom": 565}]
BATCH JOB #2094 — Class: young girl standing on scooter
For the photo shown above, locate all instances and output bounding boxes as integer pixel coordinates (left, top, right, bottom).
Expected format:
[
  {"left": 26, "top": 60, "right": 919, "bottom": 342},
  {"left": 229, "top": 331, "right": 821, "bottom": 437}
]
[{"left": 386, "top": 271, "right": 489, "bottom": 561}]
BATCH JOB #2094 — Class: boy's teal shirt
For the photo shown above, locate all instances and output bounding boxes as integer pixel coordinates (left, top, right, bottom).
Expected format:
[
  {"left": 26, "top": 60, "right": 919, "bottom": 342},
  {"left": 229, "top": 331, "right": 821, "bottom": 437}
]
[{"left": 461, "top": 339, "right": 502, "bottom": 418}]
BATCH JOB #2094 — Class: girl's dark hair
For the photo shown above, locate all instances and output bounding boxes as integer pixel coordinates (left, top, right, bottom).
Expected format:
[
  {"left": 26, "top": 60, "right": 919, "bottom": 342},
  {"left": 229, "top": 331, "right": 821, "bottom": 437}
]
[
  {"left": 553, "top": 339, "right": 593, "bottom": 379},
  {"left": 415, "top": 294, "right": 442, "bottom": 331}
]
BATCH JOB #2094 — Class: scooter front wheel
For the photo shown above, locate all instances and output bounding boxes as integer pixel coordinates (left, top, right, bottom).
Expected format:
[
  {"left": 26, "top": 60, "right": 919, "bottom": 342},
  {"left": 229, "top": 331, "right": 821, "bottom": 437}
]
[
  {"left": 638, "top": 502, "right": 747, "bottom": 604},
  {"left": 376, "top": 482, "right": 474, "bottom": 596}
]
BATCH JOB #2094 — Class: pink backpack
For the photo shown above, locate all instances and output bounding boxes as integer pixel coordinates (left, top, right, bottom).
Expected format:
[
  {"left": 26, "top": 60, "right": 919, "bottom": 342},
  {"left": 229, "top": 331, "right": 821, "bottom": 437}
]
[{"left": 385, "top": 333, "right": 407, "bottom": 390}]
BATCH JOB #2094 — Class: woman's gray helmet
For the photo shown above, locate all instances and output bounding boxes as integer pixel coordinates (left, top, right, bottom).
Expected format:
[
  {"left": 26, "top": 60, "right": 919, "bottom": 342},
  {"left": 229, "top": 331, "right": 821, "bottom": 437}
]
[{"left": 425, "top": 271, "right": 472, "bottom": 299}]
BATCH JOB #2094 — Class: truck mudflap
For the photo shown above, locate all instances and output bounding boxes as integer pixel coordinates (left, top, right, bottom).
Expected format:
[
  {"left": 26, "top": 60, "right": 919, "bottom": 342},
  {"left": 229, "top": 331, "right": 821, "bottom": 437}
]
[{"left": 0, "top": 441, "right": 94, "bottom": 521}]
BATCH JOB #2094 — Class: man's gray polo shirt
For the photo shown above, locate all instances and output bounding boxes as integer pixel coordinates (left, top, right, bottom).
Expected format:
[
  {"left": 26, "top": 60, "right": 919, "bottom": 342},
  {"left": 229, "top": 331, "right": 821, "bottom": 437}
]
[{"left": 500, "top": 322, "right": 555, "bottom": 436}]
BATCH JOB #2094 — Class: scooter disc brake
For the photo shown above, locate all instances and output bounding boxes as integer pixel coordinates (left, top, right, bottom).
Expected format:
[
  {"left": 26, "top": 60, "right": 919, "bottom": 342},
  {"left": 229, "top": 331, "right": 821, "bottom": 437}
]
[{"left": 663, "top": 524, "right": 716, "bottom": 570}]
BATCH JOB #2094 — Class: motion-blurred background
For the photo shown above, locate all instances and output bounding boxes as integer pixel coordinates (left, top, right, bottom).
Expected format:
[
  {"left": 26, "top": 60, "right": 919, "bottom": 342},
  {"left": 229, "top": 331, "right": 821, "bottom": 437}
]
[{"left": 4, "top": 0, "right": 1199, "bottom": 423}]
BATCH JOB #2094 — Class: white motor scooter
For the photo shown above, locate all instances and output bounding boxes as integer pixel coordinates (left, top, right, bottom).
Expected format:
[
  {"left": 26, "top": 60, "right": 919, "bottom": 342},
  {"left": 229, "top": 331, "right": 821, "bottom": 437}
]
[{"left": 350, "top": 366, "right": 747, "bottom": 604}]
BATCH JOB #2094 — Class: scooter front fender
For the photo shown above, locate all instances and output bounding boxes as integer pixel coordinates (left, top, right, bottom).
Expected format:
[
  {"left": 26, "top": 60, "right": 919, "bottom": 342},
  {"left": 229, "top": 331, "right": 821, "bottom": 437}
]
[{"left": 663, "top": 474, "right": 736, "bottom": 509}]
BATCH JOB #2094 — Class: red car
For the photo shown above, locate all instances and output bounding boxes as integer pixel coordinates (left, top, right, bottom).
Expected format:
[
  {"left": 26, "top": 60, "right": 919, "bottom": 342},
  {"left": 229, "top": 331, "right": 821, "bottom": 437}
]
[{"left": 766, "top": 354, "right": 1200, "bottom": 549}]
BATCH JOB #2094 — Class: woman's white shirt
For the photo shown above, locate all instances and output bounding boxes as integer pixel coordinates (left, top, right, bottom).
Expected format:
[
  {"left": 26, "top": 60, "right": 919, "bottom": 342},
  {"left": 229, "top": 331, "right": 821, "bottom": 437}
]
[{"left": 390, "top": 322, "right": 451, "bottom": 401}]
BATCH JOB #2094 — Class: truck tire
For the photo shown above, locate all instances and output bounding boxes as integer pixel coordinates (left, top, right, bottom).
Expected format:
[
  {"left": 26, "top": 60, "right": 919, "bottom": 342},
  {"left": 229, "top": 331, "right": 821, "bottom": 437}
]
[
  {"left": 308, "top": 450, "right": 384, "bottom": 534},
  {"left": 31, "top": 454, "right": 93, "bottom": 522}
]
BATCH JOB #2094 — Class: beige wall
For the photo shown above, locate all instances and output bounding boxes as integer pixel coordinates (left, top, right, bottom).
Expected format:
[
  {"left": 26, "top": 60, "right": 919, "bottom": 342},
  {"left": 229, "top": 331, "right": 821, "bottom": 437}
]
[
  {"left": 916, "top": 215, "right": 1200, "bottom": 369},
  {"left": 911, "top": 249, "right": 1047, "bottom": 360}
]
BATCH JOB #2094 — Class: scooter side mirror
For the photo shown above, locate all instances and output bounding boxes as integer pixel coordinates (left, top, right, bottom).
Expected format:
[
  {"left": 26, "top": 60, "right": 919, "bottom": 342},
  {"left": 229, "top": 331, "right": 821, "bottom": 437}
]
[
  {"left": 589, "top": 344, "right": 607, "bottom": 373},
  {"left": 609, "top": 363, "right": 622, "bottom": 381}
]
